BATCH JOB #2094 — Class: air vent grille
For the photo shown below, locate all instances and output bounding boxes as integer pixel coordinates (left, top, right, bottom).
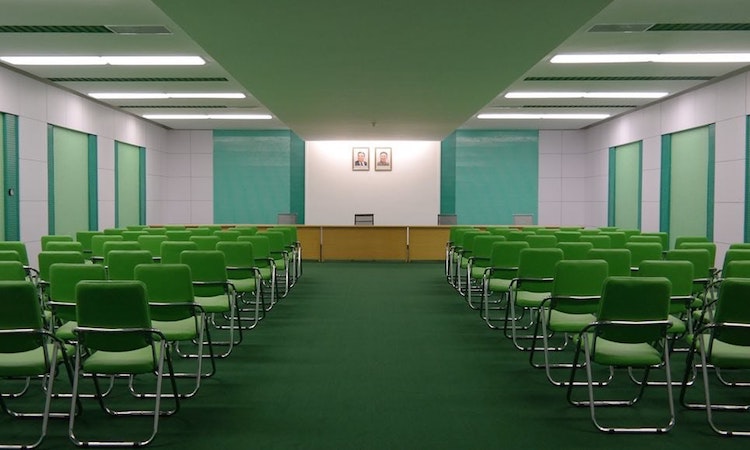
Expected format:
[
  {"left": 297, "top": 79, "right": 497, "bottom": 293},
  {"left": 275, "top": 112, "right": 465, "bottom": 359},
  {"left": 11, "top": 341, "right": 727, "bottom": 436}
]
[
  {"left": 588, "top": 24, "right": 652, "bottom": 33},
  {"left": 105, "top": 25, "right": 171, "bottom": 35},
  {"left": 49, "top": 77, "right": 229, "bottom": 82},
  {"left": 525, "top": 76, "right": 713, "bottom": 81},
  {"left": 649, "top": 23, "right": 750, "bottom": 31},
  {"left": 123, "top": 105, "right": 229, "bottom": 109},
  {"left": 519, "top": 104, "right": 637, "bottom": 109},
  {"left": 0, "top": 25, "right": 111, "bottom": 33}
]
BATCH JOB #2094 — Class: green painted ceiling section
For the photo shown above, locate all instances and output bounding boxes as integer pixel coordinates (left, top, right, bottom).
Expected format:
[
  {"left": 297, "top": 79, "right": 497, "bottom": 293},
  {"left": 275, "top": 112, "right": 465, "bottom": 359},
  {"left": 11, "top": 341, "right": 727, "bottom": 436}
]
[{"left": 153, "top": 0, "right": 613, "bottom": 140}]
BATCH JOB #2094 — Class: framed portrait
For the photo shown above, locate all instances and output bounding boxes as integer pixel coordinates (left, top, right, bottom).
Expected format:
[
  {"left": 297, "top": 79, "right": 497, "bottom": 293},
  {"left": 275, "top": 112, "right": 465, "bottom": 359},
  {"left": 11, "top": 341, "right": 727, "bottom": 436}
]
[
  {"left": 374, "top": 147, "right": 392, "bottom": 171},
  {"left": 352, "top": 147, "right": 370, "bottom": 171}
]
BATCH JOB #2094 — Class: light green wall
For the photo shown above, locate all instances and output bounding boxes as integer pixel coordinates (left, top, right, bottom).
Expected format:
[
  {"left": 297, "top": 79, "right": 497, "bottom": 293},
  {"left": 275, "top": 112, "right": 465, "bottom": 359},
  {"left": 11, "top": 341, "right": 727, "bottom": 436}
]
[
  {"left": 48, "top": 126, "right": 91, "bottom": 236},
  {"left": 0, "top": 115, "right": 4, "bottom": 238},
  {"left": 115, "top": 142, "right": 143, "bottom": 227},
  {"left": 611, "top": 142, "right": 641, "bottom": 229}
]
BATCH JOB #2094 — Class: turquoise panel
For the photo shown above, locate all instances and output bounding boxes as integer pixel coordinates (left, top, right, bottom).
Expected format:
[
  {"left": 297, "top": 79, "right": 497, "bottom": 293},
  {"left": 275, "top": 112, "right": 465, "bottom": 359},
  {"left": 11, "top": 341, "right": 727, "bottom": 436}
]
[
  {"left": 49, "top": 126, "right": 90, "bottom": 236},
  {"left": 214, "top": 130, "right": 292, "bottom": 224},
  {"left": 3, "top": 114, "right": 19, "bottom": 240},
  {"left": 440, "top": 132, "right": 457, "bottom": 215},
  {"left": 289, "top": 132, "right": 305, "bottom": 224},
  {"left": 454, "top": 130, "right": 538, "bottom": 225},
  {"left": 115, "top": 142, "right": 142, "bottom": 227}
]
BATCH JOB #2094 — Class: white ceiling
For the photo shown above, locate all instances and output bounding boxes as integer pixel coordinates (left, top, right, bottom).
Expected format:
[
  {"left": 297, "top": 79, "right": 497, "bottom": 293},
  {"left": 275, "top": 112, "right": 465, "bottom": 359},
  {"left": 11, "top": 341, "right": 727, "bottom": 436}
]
[{"left": 1, "top": 0, "right": 750, "bottom": 140}]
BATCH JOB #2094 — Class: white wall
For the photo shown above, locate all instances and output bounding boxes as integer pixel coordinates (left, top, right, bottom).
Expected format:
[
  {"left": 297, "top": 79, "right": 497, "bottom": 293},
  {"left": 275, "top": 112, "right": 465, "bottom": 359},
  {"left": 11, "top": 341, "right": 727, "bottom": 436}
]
[{"left": 305, "top": 141, "right": 440, "bottom": 225}]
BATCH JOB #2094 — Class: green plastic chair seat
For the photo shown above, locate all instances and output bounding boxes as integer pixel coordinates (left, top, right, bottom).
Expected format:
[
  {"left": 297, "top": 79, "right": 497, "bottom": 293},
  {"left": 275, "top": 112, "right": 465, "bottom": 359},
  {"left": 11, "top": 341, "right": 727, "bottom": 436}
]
[
  {"left": 667, "top": 315, "right": 686, "bottom": 334},
  {"left": 82, "top": 345, "right": 162, "bottom": 374},
  {"left": 0, "top": 343, "right": 72, "bottom": 377},
  {"left": 229, "top": 277, "right": 257, "bottom": 293},
  {"left": 55, "top": 321, "right": 77, "bottom": 341},
  {"left": 194, "top": 294, "right": 230, "bottom": 314},
  {"left": 515, "top": 290, "right": 550, "bottom": 308},
  {"left": 151, "top": 318, "right": 197, "bottom": 342},
  {"left": 548, "top": 310, "right": 596, "bottom": 333},
  {"left": 591, "top": 338, "right": 664, "bottom": 367},
  {"left": 705, "top": 339, "right": 750, "bottom": 368},
  {"left": 488, "top": 278, "right": 513, "bottom": 292}
]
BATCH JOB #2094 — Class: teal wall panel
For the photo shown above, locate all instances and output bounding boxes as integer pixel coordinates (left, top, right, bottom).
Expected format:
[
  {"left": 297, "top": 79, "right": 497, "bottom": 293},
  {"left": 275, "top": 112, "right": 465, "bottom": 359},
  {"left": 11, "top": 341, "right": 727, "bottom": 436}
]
[
  {"left": 452, "top": 130, "right": 538, "bottom": 225},
  {"left": 115, "top": 142, "right": 142, "bottom": 227},
  {"left": 440, "top": 132, "right": 457, "bottom": 215},
  {"left": 612, "top": 141, "right": 642, "bottom": 229},
  {"left": 1, "top": 113, "right": 19, "bottom": 240},
  {"left": 289, "top": 133, "right": 305, "bottom": 224},
  {"left": 48, "top": 126, "right": 91, "bottom": 236},
  {"left": 214, "top": 130, "right": 299, "bottom": 224}
]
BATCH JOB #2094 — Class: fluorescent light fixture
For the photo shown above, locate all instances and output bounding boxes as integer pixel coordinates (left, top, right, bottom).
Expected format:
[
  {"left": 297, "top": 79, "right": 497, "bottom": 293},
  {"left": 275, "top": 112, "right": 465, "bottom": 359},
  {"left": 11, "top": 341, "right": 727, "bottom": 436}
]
[
  {"left": 0, "top": 55, "right": 205, "bottom": 66},
  {"left": 551, "top": 53, "right": 750, "bottom": 64},
  {"left": 477, "top": 113, "right": 611, "bottom": 120},
  {"left": 142, "top": 114, "right": 272, "bottom": 120},
  {"left": 89, "top": 92, "right": 245, "bottom": 100},
  {"left": 505, "top": 92, "right": 668, "bottom": 99}
]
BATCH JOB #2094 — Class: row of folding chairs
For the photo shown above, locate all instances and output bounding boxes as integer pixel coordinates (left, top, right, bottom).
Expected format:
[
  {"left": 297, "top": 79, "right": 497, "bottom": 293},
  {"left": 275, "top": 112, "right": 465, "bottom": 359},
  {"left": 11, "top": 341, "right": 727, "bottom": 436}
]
[
  {"left": 0, "top": 230, "right": 303, "bottom": 447},
  {"left": 445, "top": 227, "right": 750, "bottom": 435}
]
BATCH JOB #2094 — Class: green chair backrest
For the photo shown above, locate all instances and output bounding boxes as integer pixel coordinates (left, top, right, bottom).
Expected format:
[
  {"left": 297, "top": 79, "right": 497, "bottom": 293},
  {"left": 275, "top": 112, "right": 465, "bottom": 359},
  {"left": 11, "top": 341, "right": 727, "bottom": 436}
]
[
  {"left": 721, "top": 249, "right": 750, "bottom": 276},
  {"left": 625, "top": 242, "right": 663, "bottom": 268},
  {"left": 598, "top": 226, "right": 619, "bottom": 232},
  {"left": 75, "top": 280, "right": 151, "bottom": 352},
  {"left": 550, "top": 259, "right": 609, "bottom": 314},
  {"left": 232, "top": 226, "right": 258, "bottom": 237},
  {"left": 41, "top": 235, "right": 73, "bottom": 251},
  {"left": 628, "top": 235, "right": 663, "bottom": 245},
  {"left": 619, "top": 229, "right": 641, "bottom": 239},
  {"left": 472, "top": 235, "right": 507, "bottom": 262},
  {"left": 49, "top": 263, "right": 107, "bottom": 322},
  {"left": 488, "top": 241, "right": 529, "bottom": 280},
  {"left": 524, "top": 235, "right": 557, "bottom": 248},
  {"left": 214, "top": 230, "right": 241, "bottom": 242},
  {"left": 38, "top": 250, "right": 86, "bottom": 281},
  {"left": 166, "top": 230, "right": 192, "bottom": 241},
  {"left": 665, "top": 249, "right": 711, "bottom": 281},
  {"left": 534, "top": 228, "right": 558, "bottom": 236},
  {"left": 102, "top": 241, "right": 141, "bottom": 266},
  {"left": 0, "top": 242, "right": 30, "bottom": 266},
  {"left": 257, "top": 231, "right": 288, "bottom": 258},
  {"left": 0, "top": 251, "right": 21, "bottom": 262},
  {"left": 673, "top": 236, "right": 708, "bottom": 248},
  {"left": 180, "top": 250, "right": 228, "bottom": 297},
  {"left": 121, "top": 231, "right": 147, "bottom": 242},
  {"left": 729, "top": 243, "right": 750, "bottom": 250},
  {"left": 145, "top": 227, "right": 167, "bottom": 235},
  {"left": 487, "top": 227, "right": 513, "bottom": 237},
  {"left": 160, "top": 241, "right": 199, "bottom": 265},
  {"left": 238, "top": 236, "right": 272, "bottom": 267},
  {"left": 189, "top": 227, "right": 212, "bottom": 237},
  {"left": 637, "top": 260, "right": 694, "bottom": 314},
  {"left": 0, "top": 281, "right": 44, "bottom": 354},
  {"left": 507, "top": 231, "right": 535, "bottom": 242},
  {"left": 639, "top": 232, "right": 669, "bottom": 250},
  {"left": 517, "top": 248, "right": 564, "bottom": 293},
  {"left": 134, "top": 263, "right": 195, "bottom": 322},
  {"left": 596, "top": 277, "right": 671, "bottom": 343},
  {"left": 713, "top": 278, "right": 750, "bottom": 345},
  {"left": 103, "top": 228, "right": 125, "bottom": 235},
  {"left": 76, "top": 231, "right": 102, "bottom": 252},
  {"left": 137, "top": 235, "right": 168, "bottom": 259},
  {"left": 270, "top": 227, "right": 294, "bottom": 247},
  {"left": 450, "top": 227, "right": 476, "bottom": 244},
  {"left": 579, "top": 229, "right": 602, "bottom": 235},
  {"left": 599, "top": 232, "right": 627, "bottom": 249},
  {"left": 216, "top": 241, "right": 256, "bottom": 280},
  {"left": 678, "top": 242, "right": 716, "bottom": 268},
  {"left": 579, "top": 235, "right": 611, "bottom": 249},
  {"left": 458, "top": 231, "right": 490, "bottom": 257},
  {"left": 724, "top": 260, "right": 750, "bottom": 278},
  {"left": 107, "top": 250, "right": 154, "bottom": 280},
  {"left": 553, "top": 231, "right": 581, "bottom": 243},
  {"left": 556, "top": 242, "right": 594, "bottom": 260},
  {"left": 46, "top": 241, "right": 84, "bottom": 253},
  {"left": 190, "top": 236, "right": 221, "bottom": 250},
  {"left": 587, "top": 249, "right": 632, "bottom": 277},
  {"left": 126, "top": 225, "right": 146, "bottom": 231},
  {"left": 165, "top": 225, "right": 187, "bottom": 231},
  {"left": 91, "top": 235, "right": 124, "bottom": 260},
  {"left": 559, "top": 226, "right": 583, "bottom": 232},
  {"left": 0, "top": 261, "right": 28, "bottom": 280}
]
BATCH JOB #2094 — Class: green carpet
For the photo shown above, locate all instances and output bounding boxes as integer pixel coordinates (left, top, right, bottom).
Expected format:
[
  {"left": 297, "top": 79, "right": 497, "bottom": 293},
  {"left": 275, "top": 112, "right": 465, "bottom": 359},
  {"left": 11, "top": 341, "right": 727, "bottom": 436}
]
[{"left": 21, "top": 262, "right": 750, "bottom": 448}]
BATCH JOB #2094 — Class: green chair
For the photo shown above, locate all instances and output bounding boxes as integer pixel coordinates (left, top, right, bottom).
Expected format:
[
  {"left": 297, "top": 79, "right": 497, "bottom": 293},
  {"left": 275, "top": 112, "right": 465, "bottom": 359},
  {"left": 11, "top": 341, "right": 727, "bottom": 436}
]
[
  {"left": 190, "top": 235, "right": 220, "bottom": 250},
  {"left": 102, "top": 241, "right": 141, "bottom": 268},
  {"left": 75, "top": 231, "right": 102, "bottom": 258},
  {"left": 678, "top": 242, "right": 716, "bottom": 273},
  {"left": 213, "top": 230, "right": 241, "bottom": 242},
  {"left": 106, "top": 250, "right": 153, "bottom": 280},
  {"left": 238, "top": 236, "right": 277, "bottom": 310},
  {"left": 47, "top": 263, "right": 107, "bottom": 343},
  {"left": 600, "top": 231, "right": 627, "bottom": 249},
  {"left": 447, "top": 228, "right": 478, "bottom": 287},
  {"left": 724, "top": 260, "right": 750, "bottom": 278},
  {"left": 679, "top": 278, "right": 750, "bottom": 435},
  {"left": 507, "top": 248, "right": 564, "bottom": 350},
  {"left": 665, "top": 249, "right": 712, "bottom": 297},
  {"left": 0, "top": 251, "right": 21, "bottom": 263},
  {"left": 165, "top": 230, "right": 192, "bottom": 241},
  {"left": 579, "top": 235, "right": 611, "bottom": 249},
  {"left": 640, "top": 232, "right": 669, "bottom": 250},
  {"left": 507, "top": 231, "right": 535, "bottom": 242},
  {"left": 0, "top": 242, "right": 36, "bottom": 281},
  {"left": 125, "top": 225, "right": 146, "bottom": 231},
  {"left": 160, "top": 241, "right": 199, "bottom": 265},
  {"left": 480, "top": 241, "right": 529, "bottom": 330},
  {"left": 628, "top": 235, "right": 663, "bottom": 246},
  {"left": 455, "top": 230, "right": 490, "bottom": 296},
  {"left": 598, "top": 226, "right": 619, "bottom": 232},
  {"left": 258, "top": 230, "right": 293, "bottom": 298},
  {"left": 580, "top": 228, "right": 602, "bottom": 235},
  {"left": 232, "top": 226, "right": 258, "bottom": 236},
  {"left": 0, "top": 260, "right": 29, "bottom": 281},
  {"left": 144, "top": 227, "right": 167, "bottom": 235},
  {"left": 556, "top": 242, "right": 594, "bottom": 260},
  {"left": 45, "top": 241, "right": 84, "bottom": 253},
  {"left": 524, "top": 235, "right": 557, "bottom": 248},
  {"left": 619, "top": 229, "right": 641, "bottom": 240},
  {"left": 532, "top": 259, "right": 609, "bottom": 385},
  {"left": 41, "top": 235, "right": 73, "bottom": 251},
  {"left": 122, "top": 230, "right": 147, "bottom": 242},
  {"left": 180, "top": 250, "right": 240, "bottom": 358},
  {"left": 554, "top": 231, "right": 581, "bottom": 243},
  {"left": 135, "top": 263, "right": 214, "bottom": 394},
  {"left": 587, "top": 248, "right": 631, "bottom": 277},
  {"left": 729, "top": 242, "right": 750, "bottom": 250},
  {"left": 566, "top": 276, "right": 674, "bottom": 433},
  {"left": 37, "top": 251, "right": 86, "bottom": 305},
  {"left": 467, "top": 235, "right": 507, "bottom": 309},
  {"left": 138, "top": 235, "right": 168, "bottom": 262},
  {"left": 69, "top": 280, "right": 179, "bottom": 447},
  {"left": 102, "top": 228, "right": 125, "bottom": 235},
  {"left": 90, "top": 235, "right": 124, "bottom": 264},
  {"left": 188, "top": 227, "right": 212, "bottom": 237},
  {"left": 164, "top": 225, "right": 186, "bottom": 231},
  {"left": 216, "top": 241, "right": 264, "bottom": 329},
  {"left": 0, "top": 280, "right": 73, "bottom": 449},
  {"left": 270, "top": 226, "right": 301, "bottom": 285},
  {"left": 625, "top": 242, "right": 663, "bottom": 273},
  {"left": 535, "top": 228, "right": 558, "bottom": 236},
  {"left": 674, "top": 236, "right": 708, "bottom": 249}
]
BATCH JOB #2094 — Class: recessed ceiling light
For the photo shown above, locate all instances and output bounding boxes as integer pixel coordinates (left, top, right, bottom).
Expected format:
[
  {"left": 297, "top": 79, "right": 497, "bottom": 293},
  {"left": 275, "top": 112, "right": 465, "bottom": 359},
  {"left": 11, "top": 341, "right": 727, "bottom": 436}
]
[
  {"left": 551, "top": 53, "right": 750, "bottom": 63},
  {"left": 142, "top": 114, "right": 272, "bottom": 120},
  {"left": 477, "top": 113, "right": 611, "bottom": 120},
  {"left": 505, "top": 92, "right": 668, "bottom": 99},
  {"left": 0, "top": 55, "right": 205, "bottom": 66},
  {"left": 89, "top": 92, "right": 245, "bottom": 99}
]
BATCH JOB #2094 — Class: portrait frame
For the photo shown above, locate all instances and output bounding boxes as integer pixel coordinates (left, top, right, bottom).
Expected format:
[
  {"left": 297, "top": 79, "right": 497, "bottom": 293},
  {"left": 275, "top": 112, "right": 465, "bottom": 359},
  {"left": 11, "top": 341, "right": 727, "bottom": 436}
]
[
  {"left": 352, "top": 147, "right": 370, "bottom": 171},
  {"left": 374, "top": 147, "right": 392, "bottom": 171}
]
